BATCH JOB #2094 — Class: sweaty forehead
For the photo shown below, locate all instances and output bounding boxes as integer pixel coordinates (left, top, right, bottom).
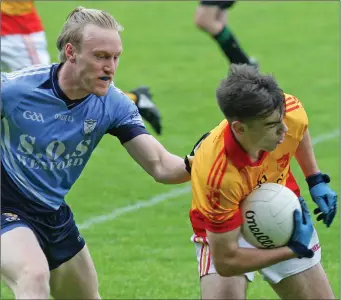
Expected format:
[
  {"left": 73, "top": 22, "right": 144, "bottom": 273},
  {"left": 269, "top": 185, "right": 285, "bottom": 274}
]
[{"left": 82, "top": 24, "right": 122, "bottom": 53}]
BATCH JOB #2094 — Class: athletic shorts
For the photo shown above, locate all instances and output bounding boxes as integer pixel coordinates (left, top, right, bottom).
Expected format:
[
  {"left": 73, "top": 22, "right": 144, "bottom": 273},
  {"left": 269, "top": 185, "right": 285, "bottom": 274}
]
[
  {"left": 1, "top": 31, "right": 50, "bottom": 71},
  {"left": 192, "top": 230, "right": 321, "bottom": 284},
  {"left": 1, "top": 165, "right": 85, "bottom": 271},
  {"left": 200, "top": 0, "right": 236, "bottom": 10}
]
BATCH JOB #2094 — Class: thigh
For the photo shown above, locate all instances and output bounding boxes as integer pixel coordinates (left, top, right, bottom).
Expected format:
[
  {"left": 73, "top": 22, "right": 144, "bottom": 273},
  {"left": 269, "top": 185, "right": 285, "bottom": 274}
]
[
  {"left": 1, "top": 34, "right": 33, "bottom": 71},
  {"left": 259, "top": 229, "right": 322, "bottom": 285},
  {"left": 29, "top": 31, "right": 51, "bottom": 65},
  {"left": 196, "top": 3, "right": 221, "bottom": 20},
  {"left": 193, "top": 238, "right": 254, "bottom": 299},
  {"left": 1, "top": 32, "right": 50, "bottom": 72},
  {"left": 201, "top": 273, "right": 248, "bottom": 299},
  {"left": 50, "top": 244, "right": 100, "bottom": 299},
  {"left": 1, "top": 224, "right": 49, "bottom": 289},
  {"left": 194, "top": 238, "right": 255, "bottom": 280},
  {"left": 269, "top": 263, "right": 334, "bottom": 299}
]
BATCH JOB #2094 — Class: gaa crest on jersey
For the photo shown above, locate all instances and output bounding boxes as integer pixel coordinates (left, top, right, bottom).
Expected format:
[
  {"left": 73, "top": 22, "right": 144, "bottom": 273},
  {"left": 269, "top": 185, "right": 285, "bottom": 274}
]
[
  {"left": 83, "top": 119, "right": 97, "bottom": 135},
  {"left": 277, "top": 153, "right": 289, "bottom": 171},
  {"left": 2, "top": 213, "right": 20, "bottom": 222}
]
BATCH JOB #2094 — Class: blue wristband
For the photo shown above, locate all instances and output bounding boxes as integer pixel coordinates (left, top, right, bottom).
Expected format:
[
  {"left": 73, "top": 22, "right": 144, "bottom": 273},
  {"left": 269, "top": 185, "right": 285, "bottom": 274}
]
[{"left": 306, "top": 173, "right": 330, "bottom": 188}]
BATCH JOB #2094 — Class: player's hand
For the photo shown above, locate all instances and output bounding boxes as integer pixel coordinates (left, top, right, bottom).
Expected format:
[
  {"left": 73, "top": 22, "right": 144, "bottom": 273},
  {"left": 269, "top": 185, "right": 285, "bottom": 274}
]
[
  {"left": 184, "top": 132, "right": 210, "bottom": 174},
  {"left": 184, "top": 155, "right": 194, "bottom": 174},
  {"left": 287, "top": 197, "right": 314, "bottom": 259},
  {"left": 306, "top": 173, "right": 337, "bottom": 227}
]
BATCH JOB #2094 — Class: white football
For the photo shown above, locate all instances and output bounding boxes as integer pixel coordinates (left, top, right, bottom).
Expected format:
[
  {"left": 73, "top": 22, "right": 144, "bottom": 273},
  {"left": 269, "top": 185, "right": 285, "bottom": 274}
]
[{"left": 241, "top": 183, "right": 302, "bottom": 249}]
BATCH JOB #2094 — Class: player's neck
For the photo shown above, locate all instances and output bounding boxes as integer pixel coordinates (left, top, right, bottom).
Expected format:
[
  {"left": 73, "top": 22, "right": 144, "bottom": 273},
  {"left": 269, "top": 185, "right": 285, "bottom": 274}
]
[
  {"left": 58, "top": 63, "right": 89, "bottom": 100},
  {"left": 235, "top": 134, "right": 262, "bottom": 162}
]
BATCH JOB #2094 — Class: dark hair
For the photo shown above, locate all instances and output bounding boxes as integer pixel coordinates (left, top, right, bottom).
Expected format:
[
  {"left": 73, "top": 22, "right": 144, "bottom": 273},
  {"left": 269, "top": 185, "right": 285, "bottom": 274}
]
[{"left": 216, "top": 64, "right": 285, "bottom": 123}]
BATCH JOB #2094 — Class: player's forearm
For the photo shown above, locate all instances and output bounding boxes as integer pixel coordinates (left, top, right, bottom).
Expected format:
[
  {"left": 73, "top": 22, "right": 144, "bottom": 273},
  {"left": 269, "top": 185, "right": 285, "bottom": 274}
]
[
  {"left": 215, "top": 246, "right": 296, "bottom": 277},
  {"left": 154, "top": 152, "right": 191, "bottom": 184},
  {"left": 295, "top": 129, "right": 320, "bottom": 177}
]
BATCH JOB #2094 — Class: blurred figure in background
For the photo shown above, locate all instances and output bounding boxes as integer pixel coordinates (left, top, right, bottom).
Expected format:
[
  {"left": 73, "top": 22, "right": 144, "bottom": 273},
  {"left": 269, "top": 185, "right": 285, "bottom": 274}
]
[
  {"left": 1, "top": 0, "right": 50, "bottom": 71},
  {"left": 0, "top": 0, "right": 162, "bottom": 135},
  {"left": 195, "top": 0, "right": 257, "bottom": 67}
]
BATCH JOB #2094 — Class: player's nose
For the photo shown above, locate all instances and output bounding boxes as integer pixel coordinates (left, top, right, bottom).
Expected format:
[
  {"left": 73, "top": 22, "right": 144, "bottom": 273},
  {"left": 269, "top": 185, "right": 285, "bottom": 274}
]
[{"left": 104, "top": 60, "right": 116, "bottom": 75}]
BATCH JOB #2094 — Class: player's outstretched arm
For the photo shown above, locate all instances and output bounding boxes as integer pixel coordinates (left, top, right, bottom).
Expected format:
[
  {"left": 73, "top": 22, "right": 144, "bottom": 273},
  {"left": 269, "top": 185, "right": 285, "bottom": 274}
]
[
  {"left": 123, "top": 134, "right": 190, "bottom": 184},
  {"left": 207, "top": 200, "right": 314, "bottom": 277},
  {"left": 295, "top": 129, "right": 338, "bottom": 227}
]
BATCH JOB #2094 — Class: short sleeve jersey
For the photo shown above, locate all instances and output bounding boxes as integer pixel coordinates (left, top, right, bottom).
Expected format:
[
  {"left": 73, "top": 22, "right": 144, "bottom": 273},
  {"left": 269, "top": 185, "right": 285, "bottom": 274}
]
[{"left": 190, "top": 94, "right": 308, "bottom": 237}]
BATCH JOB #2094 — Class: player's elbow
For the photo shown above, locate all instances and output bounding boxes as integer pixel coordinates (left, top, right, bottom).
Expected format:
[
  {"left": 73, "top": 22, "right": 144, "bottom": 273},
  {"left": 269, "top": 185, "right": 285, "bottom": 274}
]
[
  {"left": 152, "top": 171, "right": 165, "bottom": 183},
  {"left": 150, "top": 165, "right": 168, "bottom": 183}
]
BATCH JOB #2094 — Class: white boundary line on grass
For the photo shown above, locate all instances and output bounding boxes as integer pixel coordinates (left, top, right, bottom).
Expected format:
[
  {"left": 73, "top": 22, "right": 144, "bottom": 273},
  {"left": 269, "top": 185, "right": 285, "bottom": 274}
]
[{"left": 78, "top": 130, "right": 340, "bottom": 230}]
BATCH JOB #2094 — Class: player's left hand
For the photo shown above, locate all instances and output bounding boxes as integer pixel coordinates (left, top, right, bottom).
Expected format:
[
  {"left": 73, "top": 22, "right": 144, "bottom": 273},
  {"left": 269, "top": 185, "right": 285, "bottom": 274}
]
[{"left": 306, "top": 172, "right": 337, "bottom": 228}]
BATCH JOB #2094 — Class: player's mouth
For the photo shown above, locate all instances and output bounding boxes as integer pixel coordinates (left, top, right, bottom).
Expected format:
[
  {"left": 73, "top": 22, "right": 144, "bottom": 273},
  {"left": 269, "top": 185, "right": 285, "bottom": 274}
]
[
  {"left": 99, "top": 76, "right": 112, "bottom": 82},
  {"left": 278, "top": 134, "right": 285, "bottom": 144}
]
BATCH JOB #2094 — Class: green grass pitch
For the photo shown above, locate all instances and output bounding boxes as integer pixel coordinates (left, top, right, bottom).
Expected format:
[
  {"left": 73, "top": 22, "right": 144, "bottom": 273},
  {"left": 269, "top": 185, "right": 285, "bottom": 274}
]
[{"left": 1, "top": 1, "right": 339, "bottom": 299}]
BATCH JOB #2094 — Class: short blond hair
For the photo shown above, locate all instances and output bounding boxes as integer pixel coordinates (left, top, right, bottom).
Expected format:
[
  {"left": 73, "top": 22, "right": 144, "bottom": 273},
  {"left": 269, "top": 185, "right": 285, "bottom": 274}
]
[{"left": 56, "top": 6, "right": 123, "bottom": 62}]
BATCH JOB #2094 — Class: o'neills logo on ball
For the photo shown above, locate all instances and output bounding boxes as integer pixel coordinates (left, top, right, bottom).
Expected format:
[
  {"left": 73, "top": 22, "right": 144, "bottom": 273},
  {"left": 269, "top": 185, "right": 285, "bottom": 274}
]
[{"left": 245, "top": 211, "right": 276, "bottom": 249}]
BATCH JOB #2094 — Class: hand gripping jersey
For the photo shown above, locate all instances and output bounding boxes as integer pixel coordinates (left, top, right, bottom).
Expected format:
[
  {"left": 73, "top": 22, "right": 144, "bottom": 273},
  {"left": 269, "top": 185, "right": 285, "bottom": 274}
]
[
  {"left": 190, "top": 94, "right": 308, "bottom": 238},
  {"left": 1, "top": 64, "right": 147, "bottom": 210}
]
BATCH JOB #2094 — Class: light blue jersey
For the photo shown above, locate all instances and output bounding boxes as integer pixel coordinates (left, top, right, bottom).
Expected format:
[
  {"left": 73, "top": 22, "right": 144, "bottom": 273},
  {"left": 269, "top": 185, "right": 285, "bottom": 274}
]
[{"left": 1, "top": 64, "right": 147, "bottom": 210}]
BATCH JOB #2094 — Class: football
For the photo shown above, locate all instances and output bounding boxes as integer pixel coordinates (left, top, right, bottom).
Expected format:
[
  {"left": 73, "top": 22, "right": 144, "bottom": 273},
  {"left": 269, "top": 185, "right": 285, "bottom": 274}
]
[{"left": 241, "top": 183, "right": 302, "bottom": 249}]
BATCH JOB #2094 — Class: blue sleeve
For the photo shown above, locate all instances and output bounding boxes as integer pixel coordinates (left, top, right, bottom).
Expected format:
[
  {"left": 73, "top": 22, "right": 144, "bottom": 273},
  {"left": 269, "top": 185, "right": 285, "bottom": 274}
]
[
  {"left": 1, "top": 72, "right": 27, "bottom": 118},
  {"left": 105, "top": 86, "right": 150, "bottom": 144}
]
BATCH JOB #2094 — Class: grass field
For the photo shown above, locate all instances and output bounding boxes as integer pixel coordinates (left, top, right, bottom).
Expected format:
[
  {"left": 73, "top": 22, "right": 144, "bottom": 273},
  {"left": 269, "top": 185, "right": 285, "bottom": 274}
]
[{"left": 1, "top": 1, "right": 340, "bottom": 299}]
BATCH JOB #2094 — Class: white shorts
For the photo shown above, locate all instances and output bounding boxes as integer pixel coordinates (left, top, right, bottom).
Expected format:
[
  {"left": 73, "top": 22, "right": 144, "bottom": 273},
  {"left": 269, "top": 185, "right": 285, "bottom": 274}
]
[
  {"left": 1, "top": 31, "right": 50, "bottom": 71},
  {"left": 193, "top": 229, "right": 321, "bottom": 284}
]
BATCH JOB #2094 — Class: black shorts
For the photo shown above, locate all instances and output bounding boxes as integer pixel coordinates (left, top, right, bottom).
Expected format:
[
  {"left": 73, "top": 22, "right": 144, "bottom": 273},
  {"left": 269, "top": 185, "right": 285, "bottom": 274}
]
[
  {"left": 200, "top": 0, "right": 236, "bottom": 10},
  {"left": 1, "top": 165, "right": 85, "bottom": 270}
]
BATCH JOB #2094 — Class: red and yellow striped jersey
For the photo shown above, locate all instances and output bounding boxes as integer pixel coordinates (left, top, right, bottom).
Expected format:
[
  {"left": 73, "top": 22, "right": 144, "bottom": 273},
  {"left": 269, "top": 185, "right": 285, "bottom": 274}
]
[
  {"left": 190, "top": 93, "right": 308, "bottom": 238},
  {"left": 1, "top": 1, "right": 43, "bottom": 35}
]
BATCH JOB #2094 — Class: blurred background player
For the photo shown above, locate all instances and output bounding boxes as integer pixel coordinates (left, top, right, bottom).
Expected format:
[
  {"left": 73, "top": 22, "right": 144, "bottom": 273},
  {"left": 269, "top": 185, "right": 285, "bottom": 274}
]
[
  {"left": 195, "top": 0, "right": 257, "bottom": 67},
  {"left": 0, "top": 0, "right": 162, "bottom": 135},
  {"left": 1, "top": 0, "right": 50, "bottom": 70}
]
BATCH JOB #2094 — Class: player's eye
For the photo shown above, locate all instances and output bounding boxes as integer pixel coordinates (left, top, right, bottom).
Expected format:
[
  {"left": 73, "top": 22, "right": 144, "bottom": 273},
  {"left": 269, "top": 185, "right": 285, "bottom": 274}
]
[
  {"left": 95, "top": 54, "right": 108, "bottom": 60},
  {"left": 266, "top": 123, "right": 278, "bottom": 129}
]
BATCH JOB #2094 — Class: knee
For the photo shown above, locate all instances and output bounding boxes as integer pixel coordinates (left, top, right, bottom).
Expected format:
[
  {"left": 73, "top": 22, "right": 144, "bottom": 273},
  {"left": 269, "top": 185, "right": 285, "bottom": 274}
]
[
  {"left": 194, "top": 9, "right": 222, "bottom": 34},
  {"left": 194, "top": 10, "right": 209, "bottom": 31}
]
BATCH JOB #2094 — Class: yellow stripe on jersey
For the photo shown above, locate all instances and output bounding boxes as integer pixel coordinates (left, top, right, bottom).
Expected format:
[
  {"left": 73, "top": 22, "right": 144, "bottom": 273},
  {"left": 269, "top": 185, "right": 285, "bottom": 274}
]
[{"left": 1, "top": 1, "right": 34, "bottom": 16}]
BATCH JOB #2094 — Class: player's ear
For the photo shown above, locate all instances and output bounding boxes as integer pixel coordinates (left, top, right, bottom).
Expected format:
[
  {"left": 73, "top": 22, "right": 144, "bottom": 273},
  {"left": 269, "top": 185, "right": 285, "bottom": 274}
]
[
  {"left": 65, "top": 43, "right": 76, "bottom": 63},
  {"left": 231, "top": 120, "right": 246, "bottom": 135}
]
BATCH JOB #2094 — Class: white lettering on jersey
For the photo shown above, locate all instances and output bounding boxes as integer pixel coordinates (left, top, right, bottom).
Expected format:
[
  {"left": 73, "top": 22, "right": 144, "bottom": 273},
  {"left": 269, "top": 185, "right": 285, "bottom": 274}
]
[
  {"left": 23, "top": 111, "right": 45, "bottom": 123},
  {"left": 16, "top": 134, "right": 91, "bottom": 171},
  {"left": 54, "top": 114, "right": 74, "bottom": 122}
]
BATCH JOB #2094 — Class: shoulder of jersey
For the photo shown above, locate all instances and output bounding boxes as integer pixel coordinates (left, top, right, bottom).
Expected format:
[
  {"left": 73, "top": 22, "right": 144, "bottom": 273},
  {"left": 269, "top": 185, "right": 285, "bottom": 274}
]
[
  {"left": 283, "top": 92, "right": 308, "bottom": 140},
  {"left": 194, "top": 120, "right": 239, "bottom": 174},
  {"left": 284, "top": 93, "right": 304, "bottom": 114},
  {"left": 106, "top": 83, "right": 131, "bottom": 103},
  {"left": 4, "top": 64, "right": 52, "bottom": 86}
]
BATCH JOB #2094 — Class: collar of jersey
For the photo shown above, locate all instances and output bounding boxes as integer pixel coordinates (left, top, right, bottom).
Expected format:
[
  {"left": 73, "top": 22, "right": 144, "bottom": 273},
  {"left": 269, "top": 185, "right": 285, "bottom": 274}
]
[
  {"left": 224, "top": 123, "right": 269, "bottom": 169},
  {"left": 51, "top": 63, "right": 90, "bottom": 107}
]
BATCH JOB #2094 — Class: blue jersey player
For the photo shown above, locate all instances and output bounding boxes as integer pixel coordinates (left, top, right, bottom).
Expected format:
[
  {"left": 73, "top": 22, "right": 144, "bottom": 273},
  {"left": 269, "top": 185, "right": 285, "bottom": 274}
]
[{"left": 1, "top": 7, "right": 190, "bottom": 299}]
